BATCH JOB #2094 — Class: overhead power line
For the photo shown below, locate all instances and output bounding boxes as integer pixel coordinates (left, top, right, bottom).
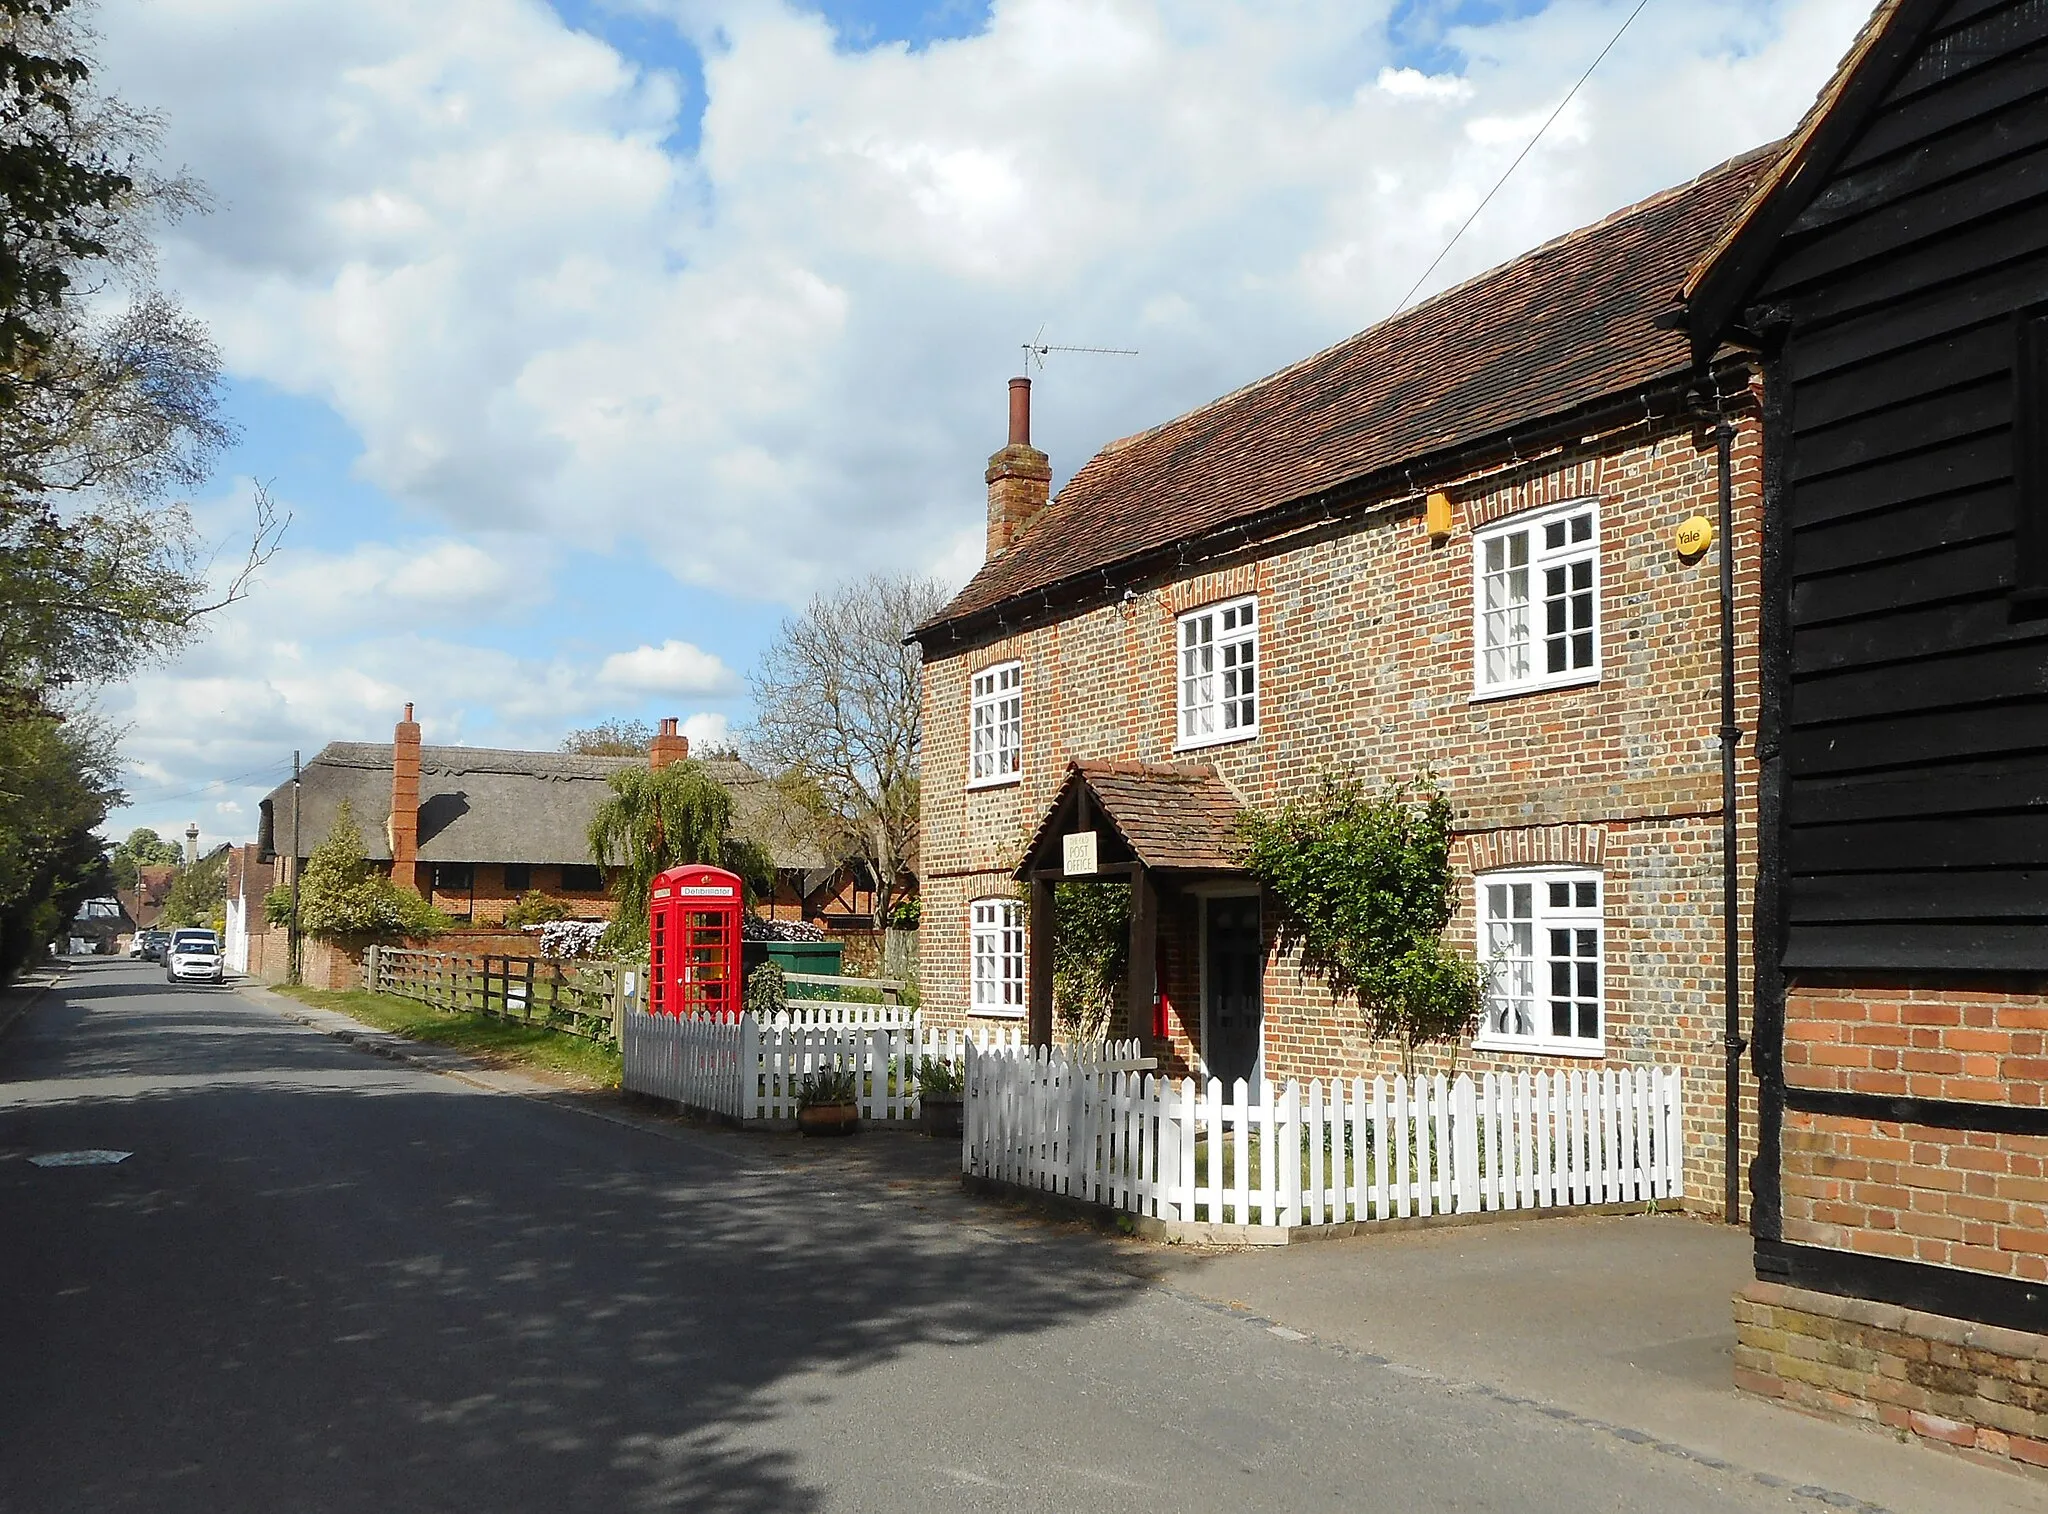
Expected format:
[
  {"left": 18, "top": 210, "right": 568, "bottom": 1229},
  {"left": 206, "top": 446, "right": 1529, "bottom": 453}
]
[
  {"left": 1389, "top": 0, "right": 1658, "bottom": 319},
  {"left": 121, "top": 760, "right": 295, "bottom": 808}
]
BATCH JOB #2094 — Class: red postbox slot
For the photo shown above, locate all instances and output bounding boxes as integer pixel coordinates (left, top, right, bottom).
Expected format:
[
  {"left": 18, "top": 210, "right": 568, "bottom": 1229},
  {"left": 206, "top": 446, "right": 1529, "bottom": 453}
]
[{"left": 647, "top": 864, "right": 743, "bottom": 1019}]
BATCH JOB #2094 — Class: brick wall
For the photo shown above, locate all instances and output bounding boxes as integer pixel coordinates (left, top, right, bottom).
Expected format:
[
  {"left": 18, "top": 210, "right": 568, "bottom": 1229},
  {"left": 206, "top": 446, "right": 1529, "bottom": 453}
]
[
  {"left": 1780, "top": 986, "right": 2048, "bottom": 1282},
  {"left": 1786, "top": 987, "right": 2048, "bottom": 1106},
  {"left": 1734, "top": 1281, "right": 2048, "bottom": 1470},
  {"left": 1780, "top": 1112, "right": 2048, "bottom": 1284},
  {"left": 921, "top": 414, "right": 1763, "bottom": 1212}
]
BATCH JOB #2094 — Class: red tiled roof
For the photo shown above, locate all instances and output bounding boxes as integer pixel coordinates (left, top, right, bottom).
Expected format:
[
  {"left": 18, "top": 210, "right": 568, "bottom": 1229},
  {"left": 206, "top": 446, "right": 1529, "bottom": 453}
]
[
  {"left": 927, "top": 145, "right": 1781, "bottom": 636},
  {"left": 1021, "top": 760, "right": 1247, "bottom": 876}
]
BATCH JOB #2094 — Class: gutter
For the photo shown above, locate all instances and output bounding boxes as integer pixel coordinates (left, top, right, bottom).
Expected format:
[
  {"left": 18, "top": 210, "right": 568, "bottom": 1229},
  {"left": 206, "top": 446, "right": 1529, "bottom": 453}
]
[{"left": 912, "top": 359, "right": 1754, "bottom": 649}]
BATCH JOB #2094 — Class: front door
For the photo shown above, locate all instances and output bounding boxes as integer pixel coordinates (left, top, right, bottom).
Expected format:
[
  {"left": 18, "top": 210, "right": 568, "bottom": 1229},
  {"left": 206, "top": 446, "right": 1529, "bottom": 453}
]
[{"left": 1203, "top": 894, "right": 1263, "bottom": 1089}]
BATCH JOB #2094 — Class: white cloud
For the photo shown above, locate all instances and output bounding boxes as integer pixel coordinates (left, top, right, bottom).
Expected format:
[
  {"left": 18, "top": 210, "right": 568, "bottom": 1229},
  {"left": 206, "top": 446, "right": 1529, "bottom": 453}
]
[
  {"left": 1375, "top": 66, "right": 1472, "bottom": 102},
  {"left": 248, "top": 534, "right": 549, "bottom": 630},
  {"left": 597, "top": 639, "right": 736, "bottom": 695},
  {"left": 96, "top": 0, "right": 1872, "bottom": 600},
  {"left": 681, "top": 711, "right": 732, "bottom": 749},
  {"left": 86, "top": 0, "right": 1877, "bottom": 844}
]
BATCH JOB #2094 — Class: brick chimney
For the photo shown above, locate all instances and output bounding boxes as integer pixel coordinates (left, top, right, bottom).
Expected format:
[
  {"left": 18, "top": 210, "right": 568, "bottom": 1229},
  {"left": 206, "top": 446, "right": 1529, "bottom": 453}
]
[
  {"left": 986, "top": 376, "right": 1051, "bottom": 559},
  {"left": 389, "top": 702, "right": 422, "bottom": 893},
  {"left": 649, "top": 716, "right": 690, "bottom": 770}
]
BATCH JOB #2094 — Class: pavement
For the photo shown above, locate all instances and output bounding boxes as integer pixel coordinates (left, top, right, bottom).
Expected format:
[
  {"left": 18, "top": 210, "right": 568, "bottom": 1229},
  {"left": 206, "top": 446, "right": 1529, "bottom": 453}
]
[{"left": 0, "top": 958, "right": 2037, "bottom": 1514}]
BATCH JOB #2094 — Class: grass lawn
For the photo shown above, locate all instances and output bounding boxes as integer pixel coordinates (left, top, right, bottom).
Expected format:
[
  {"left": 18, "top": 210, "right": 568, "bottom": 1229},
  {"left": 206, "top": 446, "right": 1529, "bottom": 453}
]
[{"left": 272, "top": 984, "right": 622, "bottom": 1088}]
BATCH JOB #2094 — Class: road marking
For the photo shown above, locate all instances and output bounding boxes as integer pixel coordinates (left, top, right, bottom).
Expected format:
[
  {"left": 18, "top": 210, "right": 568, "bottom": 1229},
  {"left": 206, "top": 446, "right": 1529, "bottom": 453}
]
[
  {"left": 1267, "top": 1325, "right": 1309, "bottom": 1341},
  {"left": 30, "top": 1150, "right": 131, "bottom": 1167}
]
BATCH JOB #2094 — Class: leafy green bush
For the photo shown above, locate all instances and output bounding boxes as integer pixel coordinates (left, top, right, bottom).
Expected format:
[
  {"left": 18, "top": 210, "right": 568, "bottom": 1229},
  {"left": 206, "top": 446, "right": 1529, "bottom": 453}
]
[
  {"left": 1237, "top": 773, "right": 1482, "bottom": 1069},
  {"left": 282, "top": 801, "right": 450, "bottom": 941},
  {"left": 502, "top": 890, "right": 569, "bottom": 929},
  {"left": 158, "top": 845, "right": 226, "bottom": 929},
  {"left": 744, "top": 960, "right": 787, "bottom": 1017}
]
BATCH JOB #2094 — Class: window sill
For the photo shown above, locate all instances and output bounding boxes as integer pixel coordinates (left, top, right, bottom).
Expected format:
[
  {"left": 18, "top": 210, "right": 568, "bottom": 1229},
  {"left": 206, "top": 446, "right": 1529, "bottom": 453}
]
[
  {"left": 1173, "top": 728, "right": 1258, "bottom": 755},
  {"left": 1472, "top": 1034, "right": 1607, "bottom": 1060},
  {"left": 966, "top": 774, "right": 1022, "bottom": 792},
  {"left": 970, "top": 1006, "right": 1027, "bottom": 1021},
  {"left": 1468, "top": 671, "right": 1600, "bottom": 706}
]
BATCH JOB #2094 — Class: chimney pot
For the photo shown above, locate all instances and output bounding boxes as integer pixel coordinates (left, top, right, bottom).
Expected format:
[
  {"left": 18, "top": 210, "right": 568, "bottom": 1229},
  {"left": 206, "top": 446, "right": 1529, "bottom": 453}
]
[
  {"left": 986, "top": 376, "right": 1052, "bottom": 561},
  {"left": 650, "top": 717, "right": 691, "bottom": 771}
]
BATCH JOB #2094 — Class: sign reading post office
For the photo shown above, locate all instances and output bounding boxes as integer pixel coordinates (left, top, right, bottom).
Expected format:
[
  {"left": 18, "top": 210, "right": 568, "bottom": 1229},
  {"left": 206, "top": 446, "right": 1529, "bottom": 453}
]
[{"left": 1063, "top": 830, "right": 1099, "bottom": 877}]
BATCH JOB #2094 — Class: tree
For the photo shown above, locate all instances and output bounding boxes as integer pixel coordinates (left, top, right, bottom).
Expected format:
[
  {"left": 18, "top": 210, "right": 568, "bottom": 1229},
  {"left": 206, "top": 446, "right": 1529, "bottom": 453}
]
[
  {"left": 105, "top": 823, "right": 176, "bottom": 891},
  {"left": 586, "top": 761, "right": 772, "bottom": 956},
  {"left": 266, "top": 801, "right": 443, "bottom": 941},
  {"left": 0, "top": 709, "right": 115, "bottom": 973},
  {"left": 561, "top": 718, "right": 654, "bottom": 757},
  {"left": 157, "top": 841, "right": 224, "bottom": 929},
  {"left": 0, "top": 1, "right": 280, "bottom": 710},
  {"left": 746, "top": 572, "right": 947, "bottom": 935},
  {"left": 0, "top": 0, "right": 133, "bottom": 391},
  {"left": 1237, "top": 774, "right": 1483, "bottom": 1071}
]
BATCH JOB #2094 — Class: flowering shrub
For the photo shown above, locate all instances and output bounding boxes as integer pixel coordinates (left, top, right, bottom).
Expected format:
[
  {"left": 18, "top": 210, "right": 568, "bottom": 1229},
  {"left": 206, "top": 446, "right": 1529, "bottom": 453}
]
[
  {"left": 529, "top": 919, "right": 608, "bottom": 960},
  {"left": 740, "top": 914, "right": 827, "bottom": 943}
]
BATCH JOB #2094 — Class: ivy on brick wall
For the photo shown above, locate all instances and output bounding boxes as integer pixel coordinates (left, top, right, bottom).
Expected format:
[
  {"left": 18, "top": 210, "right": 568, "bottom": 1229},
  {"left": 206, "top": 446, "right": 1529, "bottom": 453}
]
[{"left": 1237, "top": 774, "right": 1481, "bottom": 1068}]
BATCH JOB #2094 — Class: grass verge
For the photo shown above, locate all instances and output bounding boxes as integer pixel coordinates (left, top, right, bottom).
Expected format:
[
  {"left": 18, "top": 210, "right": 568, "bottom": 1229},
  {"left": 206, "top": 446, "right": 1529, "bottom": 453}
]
[{"left": 271, "top": 984, "right": 622, "bottom": 1088}]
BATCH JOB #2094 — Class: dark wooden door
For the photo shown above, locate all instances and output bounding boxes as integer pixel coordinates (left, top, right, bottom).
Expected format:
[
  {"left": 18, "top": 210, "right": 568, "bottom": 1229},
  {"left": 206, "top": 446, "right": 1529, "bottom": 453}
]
[{"left": 1204, "top": 895, "right": 1263, "bottom": 1089}]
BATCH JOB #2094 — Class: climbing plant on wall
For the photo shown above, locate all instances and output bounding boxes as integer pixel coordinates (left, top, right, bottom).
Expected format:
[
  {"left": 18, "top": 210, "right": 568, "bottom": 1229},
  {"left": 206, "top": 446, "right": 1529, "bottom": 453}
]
[{"left": 1236, "top": 773, "right": 1481, "bottom": 1070}]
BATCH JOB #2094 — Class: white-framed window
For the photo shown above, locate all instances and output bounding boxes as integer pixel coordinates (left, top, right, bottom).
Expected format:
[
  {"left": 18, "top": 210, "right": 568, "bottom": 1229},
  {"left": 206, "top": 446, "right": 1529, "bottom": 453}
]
[
  {"left": 970, "top": 897, "right": 1026, "bottom": 1016},
  {"left": 969, "top": 661, "right": 1022, "bottom": 787},
  {"left": 1473, "top": 499, "right": 1599, "bottom": 697},
  {"left": 1474, "top": 868, "right": 1604, "bottom": 1056},
  {"left": 1177, "top": 595, "right": 1258, "bottom": 749}
]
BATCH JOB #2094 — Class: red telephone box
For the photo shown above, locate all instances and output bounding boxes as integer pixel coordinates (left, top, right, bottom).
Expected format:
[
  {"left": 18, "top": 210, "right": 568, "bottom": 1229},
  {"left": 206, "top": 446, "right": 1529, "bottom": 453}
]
[{"left": 648, "top": 864, "right": 743, "bottom": 1019}]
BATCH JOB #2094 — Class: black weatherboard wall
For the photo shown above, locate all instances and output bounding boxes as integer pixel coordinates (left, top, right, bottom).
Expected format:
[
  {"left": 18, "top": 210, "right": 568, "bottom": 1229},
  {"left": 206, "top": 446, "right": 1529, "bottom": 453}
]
[
  {"left": 1684, "top": 0, "right": 2048, "bottom": 1331},
  {"left": 1760, "top": 0, "right": 2048, "bottom": 976}
]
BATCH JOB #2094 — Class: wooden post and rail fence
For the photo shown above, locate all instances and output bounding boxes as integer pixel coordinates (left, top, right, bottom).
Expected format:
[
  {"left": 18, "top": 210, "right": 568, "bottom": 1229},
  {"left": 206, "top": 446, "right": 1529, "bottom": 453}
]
[{"left": 361, "top": 944, "right": 916, "bottom": 1048}]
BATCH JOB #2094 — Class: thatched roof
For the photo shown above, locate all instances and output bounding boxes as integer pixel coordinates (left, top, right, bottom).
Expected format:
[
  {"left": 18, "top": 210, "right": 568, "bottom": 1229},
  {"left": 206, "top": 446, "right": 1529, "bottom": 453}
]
[{"left": 256, "top": 743, "right": 830, "bottom": 871}]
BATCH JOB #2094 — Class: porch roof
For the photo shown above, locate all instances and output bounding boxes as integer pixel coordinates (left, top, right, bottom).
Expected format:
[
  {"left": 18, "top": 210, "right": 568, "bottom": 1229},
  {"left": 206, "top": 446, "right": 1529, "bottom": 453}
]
[{"left": 1018, "top": 759, "right": 1247, "bottom": 878}]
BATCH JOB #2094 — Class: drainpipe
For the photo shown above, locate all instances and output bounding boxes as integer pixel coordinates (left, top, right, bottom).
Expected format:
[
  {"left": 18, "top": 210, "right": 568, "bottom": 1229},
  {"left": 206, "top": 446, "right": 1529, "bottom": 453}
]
[{"left": 1714, "top": 410, "right": 1746, "bottom": 1227}]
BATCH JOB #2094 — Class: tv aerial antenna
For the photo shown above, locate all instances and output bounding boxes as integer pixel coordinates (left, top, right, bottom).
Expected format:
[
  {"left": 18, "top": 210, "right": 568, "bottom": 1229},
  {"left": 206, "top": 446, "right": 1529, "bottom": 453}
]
[{"left": 1021, "top": 325, "right": 1137, "bottom": 371}]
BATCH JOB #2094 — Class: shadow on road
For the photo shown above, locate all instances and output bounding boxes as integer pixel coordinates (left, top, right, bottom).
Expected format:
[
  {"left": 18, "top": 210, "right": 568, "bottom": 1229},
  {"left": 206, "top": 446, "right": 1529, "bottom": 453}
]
[{"left": 0, "top": 962, "right": 1145, "bottom": 1514}]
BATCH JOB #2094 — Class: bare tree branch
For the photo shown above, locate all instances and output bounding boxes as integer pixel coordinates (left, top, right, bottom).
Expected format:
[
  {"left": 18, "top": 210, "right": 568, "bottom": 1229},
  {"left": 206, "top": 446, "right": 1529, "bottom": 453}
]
[{"left": 745, "top": 572, "right": 950, "bottom": 931}]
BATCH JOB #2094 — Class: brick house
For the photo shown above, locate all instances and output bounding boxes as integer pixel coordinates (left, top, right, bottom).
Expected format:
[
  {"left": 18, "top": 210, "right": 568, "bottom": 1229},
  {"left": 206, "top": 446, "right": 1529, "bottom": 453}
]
[
  {"left": 116, "top": 863, "right": 176, "bottom": 934},
  {"left": 912, "top": 150, "right": 1778, "bottom": 1215},
  {"left": 1678, "top": 0, "right": 2048, "bottom": 1463},
  {"left": 221, "top": 844, "right": 273, "bottom": 975},
  {"left": 251, "top": 707, "right": 852, "bottom": 944}
]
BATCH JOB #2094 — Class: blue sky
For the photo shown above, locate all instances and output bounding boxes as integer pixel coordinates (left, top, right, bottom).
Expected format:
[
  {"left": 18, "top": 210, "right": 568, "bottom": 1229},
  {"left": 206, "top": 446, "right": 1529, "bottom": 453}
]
[{"left": 87, "top": 0, "right": 1869, "bottom": 849}]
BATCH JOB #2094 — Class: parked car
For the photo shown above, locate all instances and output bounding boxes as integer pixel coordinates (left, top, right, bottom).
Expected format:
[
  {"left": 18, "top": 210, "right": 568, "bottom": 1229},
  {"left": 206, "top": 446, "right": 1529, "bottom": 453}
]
[
  {"left": 134, "top": 929, "right": 171, "bottom": 962},
  {"left": 165, "top": 929, "right": 224, "bottom": 985}
]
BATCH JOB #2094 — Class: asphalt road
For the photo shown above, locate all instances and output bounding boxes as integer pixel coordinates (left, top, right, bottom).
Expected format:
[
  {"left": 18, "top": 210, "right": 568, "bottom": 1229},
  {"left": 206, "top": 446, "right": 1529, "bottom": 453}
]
[{"left": 0, "top": 961, "right": 1895, "bottom": 1512}]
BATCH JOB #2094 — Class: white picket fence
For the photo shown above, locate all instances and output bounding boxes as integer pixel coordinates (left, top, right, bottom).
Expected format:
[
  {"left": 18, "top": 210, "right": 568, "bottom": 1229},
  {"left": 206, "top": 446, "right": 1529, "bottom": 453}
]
[
  {"left": 963, "top": 1046, "right": 1683, "bottom": 1234},
  {"left": 766, "top": 1002, "right": 917, "bottom": 1030},
  {"left": 620, "top": 1009, "right": 1024, "bottom": 1123}
]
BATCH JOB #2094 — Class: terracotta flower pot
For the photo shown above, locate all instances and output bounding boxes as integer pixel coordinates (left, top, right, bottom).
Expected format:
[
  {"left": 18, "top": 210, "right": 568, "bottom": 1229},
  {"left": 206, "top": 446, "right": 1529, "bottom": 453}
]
[{"left": 797, "top": 1101, "right": 860, "bottom": 1137}]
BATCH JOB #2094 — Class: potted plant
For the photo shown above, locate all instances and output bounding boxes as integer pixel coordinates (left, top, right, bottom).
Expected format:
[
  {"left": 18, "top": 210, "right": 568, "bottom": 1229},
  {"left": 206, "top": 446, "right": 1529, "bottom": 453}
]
[
  {"left": 917, "top": 1055, "right": 964, "bottom": 1139},
  {"left": 796, "top": 1065, "right": 861, "bottom": 1136}
]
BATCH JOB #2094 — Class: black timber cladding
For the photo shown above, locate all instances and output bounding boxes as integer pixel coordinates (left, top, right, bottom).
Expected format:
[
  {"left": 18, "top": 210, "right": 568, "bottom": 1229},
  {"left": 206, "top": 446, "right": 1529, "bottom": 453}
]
[{"left": 1761, "top": 0, "right": 2048, "bottom": 974}]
